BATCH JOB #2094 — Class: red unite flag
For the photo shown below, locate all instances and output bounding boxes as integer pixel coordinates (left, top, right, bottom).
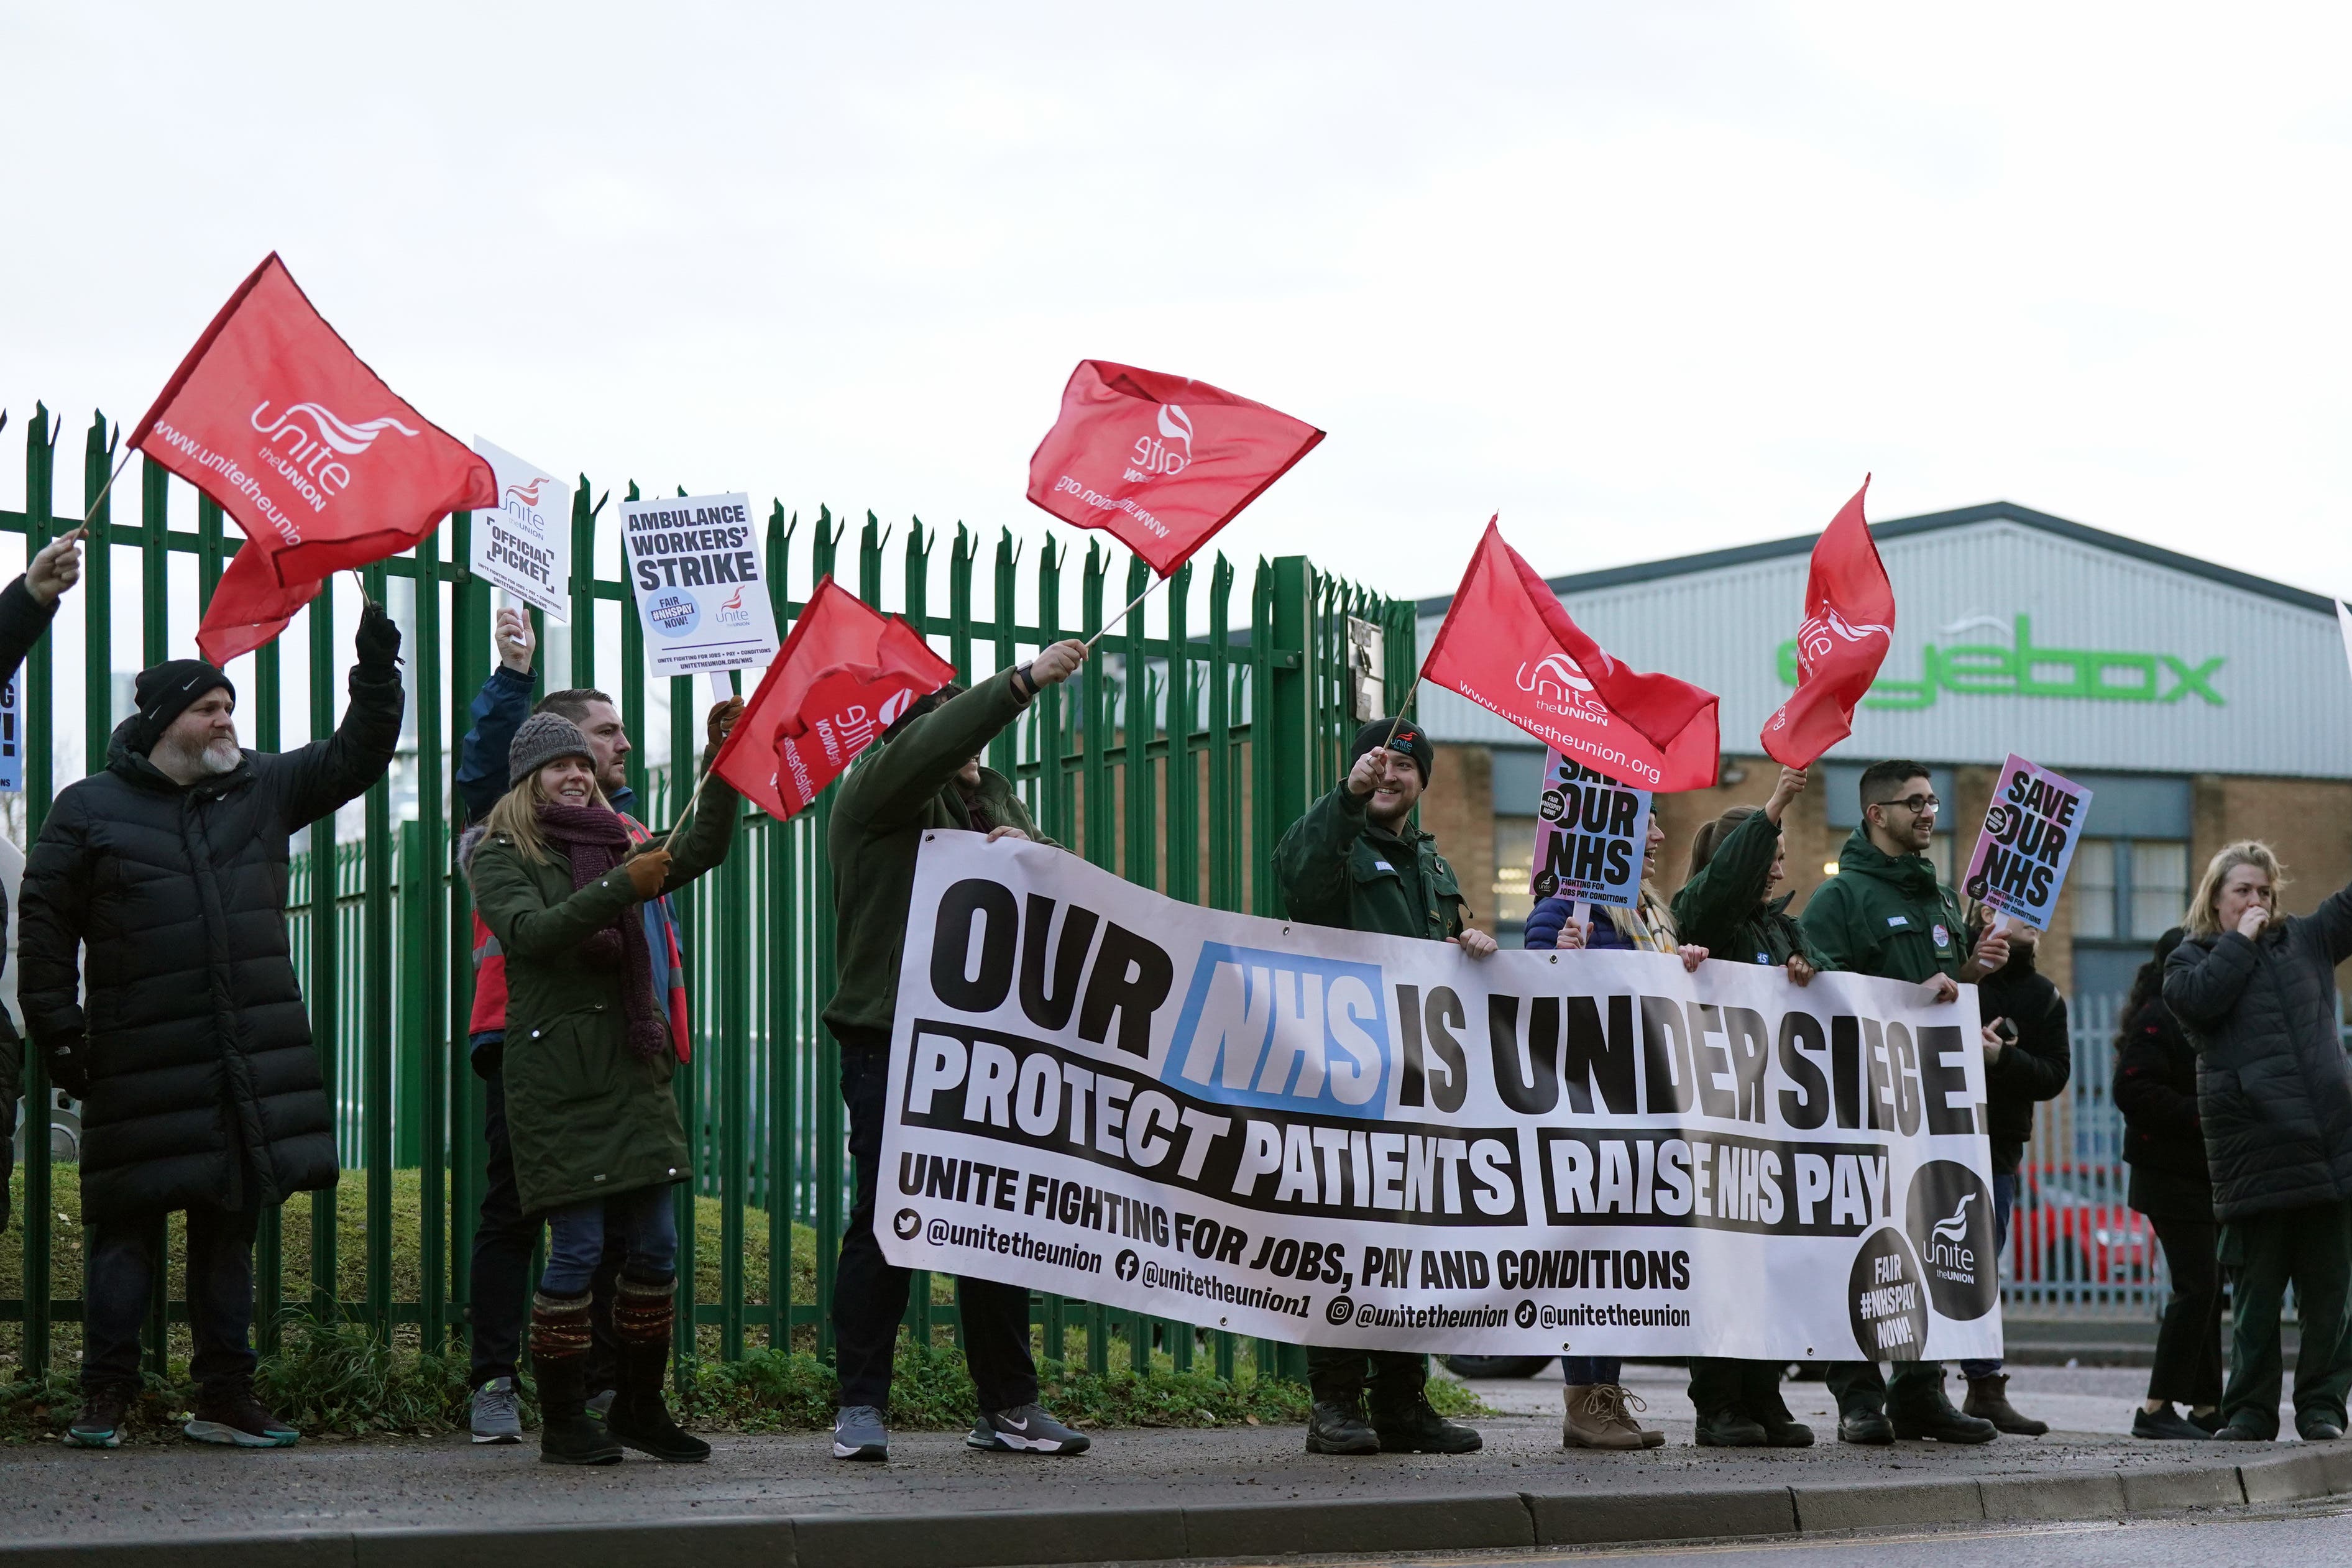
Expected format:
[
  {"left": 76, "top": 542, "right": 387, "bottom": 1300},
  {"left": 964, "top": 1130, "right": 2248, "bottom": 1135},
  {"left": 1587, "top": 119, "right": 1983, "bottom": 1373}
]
[
  {"left": 1422, "top": 518, "right": 1720, "bottom": 792},
  {"left": 131, "top": 254, "right": 495, "bottom": 663},
  {"left": 1761, "top": 478, "right": 1895, "bottom": 769},
  {"left": 712, "top": 576, "right": 957, "bottom": 822},
  {"left": 1026, "top": 360, "right": 1323, "bottom": 577}
]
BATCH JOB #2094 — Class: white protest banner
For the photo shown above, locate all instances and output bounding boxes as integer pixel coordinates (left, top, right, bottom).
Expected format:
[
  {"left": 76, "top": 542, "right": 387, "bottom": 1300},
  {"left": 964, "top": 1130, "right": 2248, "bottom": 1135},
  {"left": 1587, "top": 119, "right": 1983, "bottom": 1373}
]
[
  {"left": 469, "top": 439, "right": 572, "bottom": 619},
  {"left": 1530, "top": 751, "right": 1650, "bottom": 911},
  {"left": 619, "top": 492, "right": 781, "bottom": 678},
  {"left": 880, "top": 833, "right": 2000, "bottom": 1361},
  {"left": 1960, "top": 754, "right": 2092, "bottom": 932}
]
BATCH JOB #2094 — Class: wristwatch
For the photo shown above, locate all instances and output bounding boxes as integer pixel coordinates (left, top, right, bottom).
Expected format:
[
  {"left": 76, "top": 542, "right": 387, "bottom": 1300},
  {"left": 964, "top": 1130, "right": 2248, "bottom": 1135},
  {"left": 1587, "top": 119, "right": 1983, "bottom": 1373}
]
[{"left": 1013, "top": 663, "right": 1039, "bottom": 699}]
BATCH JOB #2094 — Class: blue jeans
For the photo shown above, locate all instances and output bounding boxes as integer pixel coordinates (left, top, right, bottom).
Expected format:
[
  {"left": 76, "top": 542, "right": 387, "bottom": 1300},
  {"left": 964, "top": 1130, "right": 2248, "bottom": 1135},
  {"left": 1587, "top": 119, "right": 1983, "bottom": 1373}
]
[
  {"left": 540, "top": 1184, "right": 678, "bottom": 1296},
  {"left": 1562, "top": 1357, "right": 1622, "bottom": 1385},
  {"left": 1959, "top": 1172, "right": 2016, "bottom": 1380}
]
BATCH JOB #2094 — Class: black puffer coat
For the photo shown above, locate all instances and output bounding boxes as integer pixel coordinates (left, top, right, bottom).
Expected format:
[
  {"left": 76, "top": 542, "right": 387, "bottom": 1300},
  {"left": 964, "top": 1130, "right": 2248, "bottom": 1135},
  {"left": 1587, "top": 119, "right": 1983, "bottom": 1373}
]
[
  {"left": 2114, "top": 996, "right": 2211, "bottom": 1221},
  {"left": 2162, "top": 886, "right": 2352, "bottom": 1221},
  {"left": 17, "top": 659, "right": 402, "bottom": 1224},
  {"left": 1976, "top": 942, "right": 2071, "bottom": 1176}
]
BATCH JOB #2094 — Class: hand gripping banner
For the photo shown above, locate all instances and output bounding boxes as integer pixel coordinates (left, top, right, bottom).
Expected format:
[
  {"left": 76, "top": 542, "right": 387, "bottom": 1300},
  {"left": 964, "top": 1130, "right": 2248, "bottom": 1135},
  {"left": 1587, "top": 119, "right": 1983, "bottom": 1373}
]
[{"left": 880, "top": 834, "right": 2003, "bottom": 1362}]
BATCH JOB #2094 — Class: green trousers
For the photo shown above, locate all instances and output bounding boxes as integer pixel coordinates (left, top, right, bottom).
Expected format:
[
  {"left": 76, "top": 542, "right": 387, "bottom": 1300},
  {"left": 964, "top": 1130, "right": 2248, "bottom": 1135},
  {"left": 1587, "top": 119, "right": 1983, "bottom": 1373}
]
[
  {"left": 1688, "top": 1357, "right": 1795, "bottom": 1421},
  {"left": 1305, "top": 1346, "right": 1426, "bottom": 1412},
  {"left": 1823, "top": 1359, "right": 1947, "bottom": 1414},
  {"left": 2219, "top": 1199, "right": 2352, "bottom": 1437}
]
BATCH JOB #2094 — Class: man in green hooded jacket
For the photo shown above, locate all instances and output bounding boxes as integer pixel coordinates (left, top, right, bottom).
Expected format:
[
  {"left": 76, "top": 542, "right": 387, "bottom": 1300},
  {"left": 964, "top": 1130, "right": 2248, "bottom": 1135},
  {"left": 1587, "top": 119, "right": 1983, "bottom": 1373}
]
[
  {"left": 1274, "top": 719, "right": 1494, "bottom": 1457},
  {"left": 1800, "top": 759, "right": 2010, "bottom": 1446}
]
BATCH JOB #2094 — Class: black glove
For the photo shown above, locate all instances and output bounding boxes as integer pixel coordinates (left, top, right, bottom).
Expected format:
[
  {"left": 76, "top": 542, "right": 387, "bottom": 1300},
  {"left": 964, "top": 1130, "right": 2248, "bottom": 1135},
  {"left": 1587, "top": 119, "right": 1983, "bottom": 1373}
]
[
  {"left": 43, "top": 1034, "right": 90, "bottom": 1102},
  {"left": 356, "top": 599, "right": 403, "bottom": 669}
]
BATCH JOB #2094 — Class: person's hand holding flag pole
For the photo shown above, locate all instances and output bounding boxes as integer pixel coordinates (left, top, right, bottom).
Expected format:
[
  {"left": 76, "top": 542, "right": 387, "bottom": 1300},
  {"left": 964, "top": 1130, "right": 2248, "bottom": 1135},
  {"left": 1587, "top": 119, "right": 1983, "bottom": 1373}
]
[{"left": 1026, "top": 360, "right": 1323, "bottom": 649}]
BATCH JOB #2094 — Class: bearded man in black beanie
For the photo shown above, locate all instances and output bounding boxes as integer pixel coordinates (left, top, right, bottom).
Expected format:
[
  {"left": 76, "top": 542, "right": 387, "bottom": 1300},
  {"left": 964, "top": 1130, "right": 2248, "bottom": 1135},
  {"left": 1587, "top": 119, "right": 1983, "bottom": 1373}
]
[
  {"left": 20, "top": 600, "right": 405, "bottom": 1451},
  {"left": 1272, "top": 719, "right": 1495, "bottom": 1456}
]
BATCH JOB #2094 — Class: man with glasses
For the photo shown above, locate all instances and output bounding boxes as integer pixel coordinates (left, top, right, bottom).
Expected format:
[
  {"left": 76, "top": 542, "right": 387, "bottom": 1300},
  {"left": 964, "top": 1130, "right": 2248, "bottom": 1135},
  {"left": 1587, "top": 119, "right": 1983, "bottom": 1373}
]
[{"left": 1801, "top": 759, "right": 2010, "bottom": 1445}]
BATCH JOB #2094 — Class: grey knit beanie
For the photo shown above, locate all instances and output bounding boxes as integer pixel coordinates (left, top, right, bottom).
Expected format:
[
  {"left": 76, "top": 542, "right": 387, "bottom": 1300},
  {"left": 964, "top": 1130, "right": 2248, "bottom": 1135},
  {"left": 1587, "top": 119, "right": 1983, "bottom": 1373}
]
[{"left": 509, "top": 712, "right": 595, "bottom": 784}]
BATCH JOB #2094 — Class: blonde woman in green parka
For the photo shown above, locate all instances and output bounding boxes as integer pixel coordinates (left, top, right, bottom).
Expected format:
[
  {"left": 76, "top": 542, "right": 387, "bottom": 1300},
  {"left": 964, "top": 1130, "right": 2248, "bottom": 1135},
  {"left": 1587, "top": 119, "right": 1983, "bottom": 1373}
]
[
  {"left": 1668, "top": 765, "right": 1829, "bottom": 1449},
  {"left": 466, "top": 703, "right": 740, "bottom": 1467}
]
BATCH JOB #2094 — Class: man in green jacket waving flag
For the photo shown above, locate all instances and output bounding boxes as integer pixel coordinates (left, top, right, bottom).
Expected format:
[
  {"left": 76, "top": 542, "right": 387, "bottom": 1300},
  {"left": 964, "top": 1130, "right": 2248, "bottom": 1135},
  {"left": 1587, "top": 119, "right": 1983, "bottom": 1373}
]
[
  {"left": 822, "top": 638, "right": 1092, "bottom": 1465},
  {"left": 1274, "top": 720, "right": 1495, "bottom": 1457},
  {"left": 1800, "top": 759, "right": 2010, "bottom": 1446}
]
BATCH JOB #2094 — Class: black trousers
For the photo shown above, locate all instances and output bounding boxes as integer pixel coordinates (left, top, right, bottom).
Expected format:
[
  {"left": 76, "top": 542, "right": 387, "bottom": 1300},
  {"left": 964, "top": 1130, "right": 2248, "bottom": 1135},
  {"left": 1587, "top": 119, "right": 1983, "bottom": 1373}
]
[
  {"left": 832, "top": 1041, "right": 1039, "bottom": 1414},
  {"left": 1688, "top": 1357, "right": 1793, "bottom": 1421},
  {"left": 1824, "top": 1359, "right": 1944, "bottom": 1413},
  {"left": 85, "top": 1201, "right": 258, "bottom": 1395},
  {"left": 1306, "top": 1345, "right": 1427, "bottom": 1411},
  {"left": 2146, "top": 1212, "right": 2223, "bottom": 1410},
  {"left": 469, "top": 1038, "right": 622, "bottom": 1391}
]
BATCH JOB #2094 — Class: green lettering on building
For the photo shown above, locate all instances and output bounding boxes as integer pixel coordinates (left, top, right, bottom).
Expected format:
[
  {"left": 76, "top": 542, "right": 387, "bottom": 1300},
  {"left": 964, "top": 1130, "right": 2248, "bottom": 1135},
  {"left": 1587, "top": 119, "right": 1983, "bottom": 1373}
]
[{"left": 1775, "top": 615, "right": 2225, "bottom": 710}]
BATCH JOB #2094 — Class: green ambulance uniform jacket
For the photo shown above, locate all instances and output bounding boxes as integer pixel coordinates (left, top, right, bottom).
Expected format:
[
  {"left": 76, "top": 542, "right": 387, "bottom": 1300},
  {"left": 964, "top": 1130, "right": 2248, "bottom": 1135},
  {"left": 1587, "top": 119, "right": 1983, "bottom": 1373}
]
[
  {"left": 1274, "top": 782, "right": 1469, "bottom": 942},
  {"left": 1798, "top": 827, "right": 1967, "bottom": 984},
  {"left": 1668, "top": 807, "right": 1833, "bottom": 971},
  {"left": 822, "top": 671, "right": 1052, "bottom": 1047}
]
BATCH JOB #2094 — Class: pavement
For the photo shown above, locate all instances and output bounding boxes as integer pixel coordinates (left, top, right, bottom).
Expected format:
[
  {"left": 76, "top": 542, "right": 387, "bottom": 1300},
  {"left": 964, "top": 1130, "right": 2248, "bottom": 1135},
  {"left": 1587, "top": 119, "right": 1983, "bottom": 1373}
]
[{"left": 0, "top": 1364, "right": 2345, "bottom": 1568}]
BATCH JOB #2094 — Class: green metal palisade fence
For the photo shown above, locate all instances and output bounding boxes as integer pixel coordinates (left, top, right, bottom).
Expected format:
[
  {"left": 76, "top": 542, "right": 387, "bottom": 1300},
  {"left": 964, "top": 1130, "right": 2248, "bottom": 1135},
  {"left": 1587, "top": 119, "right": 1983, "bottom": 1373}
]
[{"left": 0, "top": 405, "right": 1420, "bottom": 1382}]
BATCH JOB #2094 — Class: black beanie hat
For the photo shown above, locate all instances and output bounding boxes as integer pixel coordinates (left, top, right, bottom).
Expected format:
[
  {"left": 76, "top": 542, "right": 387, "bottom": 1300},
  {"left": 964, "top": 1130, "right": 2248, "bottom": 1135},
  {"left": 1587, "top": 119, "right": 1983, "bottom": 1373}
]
[
  {"left": 134, "top": 659, "right": 235, "bottom": 749},
  {"left": 1349, "top": 718, "right": 1433, "bottom": 784}
]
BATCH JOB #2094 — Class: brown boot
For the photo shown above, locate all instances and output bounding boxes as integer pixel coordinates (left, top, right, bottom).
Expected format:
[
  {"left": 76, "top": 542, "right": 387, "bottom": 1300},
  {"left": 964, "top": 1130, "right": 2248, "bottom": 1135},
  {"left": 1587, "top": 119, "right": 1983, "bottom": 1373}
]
[
  {"left": 1563, "top": 1383, "right": 1665, "bottom": 1449},
  {"left": 1963, "top": 1373, "right": 2048, "bottom": 1437}
]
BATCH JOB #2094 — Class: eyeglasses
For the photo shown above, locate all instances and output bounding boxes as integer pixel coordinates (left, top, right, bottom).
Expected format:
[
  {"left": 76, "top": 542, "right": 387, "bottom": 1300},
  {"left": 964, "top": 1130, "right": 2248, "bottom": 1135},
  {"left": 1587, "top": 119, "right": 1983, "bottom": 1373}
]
[{"left": 1874, "top": 794, "right": 1940, "bottom": 814}]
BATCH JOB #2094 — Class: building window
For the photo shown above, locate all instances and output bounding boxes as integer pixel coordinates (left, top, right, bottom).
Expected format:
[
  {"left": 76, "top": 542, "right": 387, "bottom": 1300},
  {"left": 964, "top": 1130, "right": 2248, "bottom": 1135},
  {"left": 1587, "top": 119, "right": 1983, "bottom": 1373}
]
[
  {"left": 2074, "top": 837, "right": 2186, "bottom": 942},
  {"left": 1495, "top": 816, "right": 1540, "bottom": 938}
]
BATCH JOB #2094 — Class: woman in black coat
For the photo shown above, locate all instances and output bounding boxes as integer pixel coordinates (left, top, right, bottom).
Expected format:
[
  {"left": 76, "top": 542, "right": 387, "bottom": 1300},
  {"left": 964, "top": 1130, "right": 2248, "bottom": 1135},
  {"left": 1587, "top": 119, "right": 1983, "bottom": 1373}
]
[
  {"left": 2162, "top": 842, "right": 2352, "bottom": 1442},
  {"left": 2115, "top": 929, "right": 2220, "bottom": 1440}
]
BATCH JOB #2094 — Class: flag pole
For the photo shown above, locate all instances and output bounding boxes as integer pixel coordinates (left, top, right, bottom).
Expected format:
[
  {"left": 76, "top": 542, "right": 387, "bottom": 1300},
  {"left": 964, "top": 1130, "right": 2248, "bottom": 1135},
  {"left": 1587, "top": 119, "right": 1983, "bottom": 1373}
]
[
  {"left": 77, "top": 440, "right": 137, "bottom": 530},
  {"left": 1380, "top": 676, "right": 1423, "bottom": 751},
  {"left": 1082, "top": 575, "right": 1167, "bottom": 651}
]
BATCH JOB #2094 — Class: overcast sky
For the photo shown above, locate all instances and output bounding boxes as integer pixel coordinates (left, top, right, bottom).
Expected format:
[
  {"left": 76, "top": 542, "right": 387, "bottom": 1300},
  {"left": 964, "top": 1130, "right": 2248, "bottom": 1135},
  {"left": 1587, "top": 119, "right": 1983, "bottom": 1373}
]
[{"left": 7, "top": 2, "right": 2350, "bottom": 608}]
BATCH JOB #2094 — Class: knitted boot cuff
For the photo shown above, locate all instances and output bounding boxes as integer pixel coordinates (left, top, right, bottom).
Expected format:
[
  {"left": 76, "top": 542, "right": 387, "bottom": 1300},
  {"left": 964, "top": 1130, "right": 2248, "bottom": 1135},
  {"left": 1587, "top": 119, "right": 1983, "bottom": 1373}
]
[
  {"left": 613, "top": 1272, "right": 676, "bottom": 1344},
  {"left": 530, "top": 1290, "right": 594, "bottom": 1360}
]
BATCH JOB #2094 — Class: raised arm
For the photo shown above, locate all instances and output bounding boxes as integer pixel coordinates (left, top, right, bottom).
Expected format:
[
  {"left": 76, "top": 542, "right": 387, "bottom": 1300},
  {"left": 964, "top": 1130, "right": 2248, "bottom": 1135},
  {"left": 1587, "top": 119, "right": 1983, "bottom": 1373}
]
[
  {"left": 2305, "top": 878, "right": 2352, "bottom": 967},
  {"left": 269, "top": 602, "right": 405, "bottom": 827},
  {"left": 1273, "top": 782, "right": 1367, "bottom": 927}
]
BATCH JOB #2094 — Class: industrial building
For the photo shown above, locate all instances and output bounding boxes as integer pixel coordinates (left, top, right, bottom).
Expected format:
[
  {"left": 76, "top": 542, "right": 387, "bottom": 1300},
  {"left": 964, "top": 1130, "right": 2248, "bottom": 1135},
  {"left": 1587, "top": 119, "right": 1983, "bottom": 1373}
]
[{"left": 1410, "top": 502, "right": 2352, "bottom": 1008}]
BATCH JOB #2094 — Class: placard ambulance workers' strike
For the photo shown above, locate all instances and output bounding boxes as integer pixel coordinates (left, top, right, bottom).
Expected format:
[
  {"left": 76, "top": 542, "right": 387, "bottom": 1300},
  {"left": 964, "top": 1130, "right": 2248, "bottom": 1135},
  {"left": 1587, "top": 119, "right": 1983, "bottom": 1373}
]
[
  {"left": 621, "top": 491, "right": 781, "bottom": 677},
  {"left": 880, "top": 834, "right": 2002, "bottom": 1362}
]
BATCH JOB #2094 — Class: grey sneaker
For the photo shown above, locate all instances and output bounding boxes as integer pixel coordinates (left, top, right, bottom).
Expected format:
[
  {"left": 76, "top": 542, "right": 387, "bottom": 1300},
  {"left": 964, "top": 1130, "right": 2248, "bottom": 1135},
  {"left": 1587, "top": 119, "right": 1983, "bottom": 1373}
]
[
  {"left": 967, "top": 1403, "right": 1090, "bottom": 1454},
  {"left": 471, "top": 1377, "right": 523, "bottom": 1445},
  {"left": 833, "top": 1404, "right": 889, "bottom": 1461}
]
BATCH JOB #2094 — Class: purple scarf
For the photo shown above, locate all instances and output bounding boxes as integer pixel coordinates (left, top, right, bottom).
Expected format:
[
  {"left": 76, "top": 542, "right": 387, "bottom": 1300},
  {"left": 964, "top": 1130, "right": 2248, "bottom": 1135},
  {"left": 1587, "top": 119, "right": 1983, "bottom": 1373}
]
[{"left": 536, "top": 802, "right": 668, "bottom": 1064}]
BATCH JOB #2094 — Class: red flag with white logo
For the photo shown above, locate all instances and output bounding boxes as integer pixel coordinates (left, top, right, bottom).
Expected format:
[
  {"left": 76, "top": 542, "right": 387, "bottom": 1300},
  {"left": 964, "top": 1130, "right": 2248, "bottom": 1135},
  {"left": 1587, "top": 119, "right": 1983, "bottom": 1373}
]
[
  {"left": 710, "top": 576, "right": 956, "bottom": 822},
  {"left": 1026, "top": 360, "right": 1323, "bottom": 577},
  {"left": 196, "top": 544, "right": 323, "bottom": 666},
  {"left": 1421, "top": 518, "right": 1720, "bottom": 792},
  {"left": 1761, "top": 478, "right": 1895, "bottom": 769},
  {"left": 133, "top": 253, "right": 494, "bottom": 654}
]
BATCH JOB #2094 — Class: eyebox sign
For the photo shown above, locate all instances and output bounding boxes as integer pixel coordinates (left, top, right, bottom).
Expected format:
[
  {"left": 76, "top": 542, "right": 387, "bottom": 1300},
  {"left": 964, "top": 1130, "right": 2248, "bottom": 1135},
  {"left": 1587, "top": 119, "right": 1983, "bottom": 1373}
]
[
  {"left": 1961, "top": 754, "right": 2092, "bottom": 932},
  {"left": 469, "top": 439, "right": 571, "bottom": 618},
  {"left": 879, "top": 833, "right": 2004, "bottom": 1359},
  {"left": 620, "top": 492, "right": 781, "bottom": 677},
  {"left": 1530, "top": 751, "right": 1650, "bottom": 910}
]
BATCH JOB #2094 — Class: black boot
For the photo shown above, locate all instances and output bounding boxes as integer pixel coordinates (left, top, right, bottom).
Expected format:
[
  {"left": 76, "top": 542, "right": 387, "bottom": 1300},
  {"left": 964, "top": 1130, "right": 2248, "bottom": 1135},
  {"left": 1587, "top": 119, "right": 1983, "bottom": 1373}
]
[
  {"left": 605, "top": 1276, "right": 709, "bottom": 1463},
  {"left": 1372, "top": 1392, "right": 1482, "bottom": 1454},
  {"left": 1963, "top": 1374, "right": 2048, "bottom": 1437},
  {"left": 1306, "top": 1397, "right": 1379, "bottom": 1454},
  {"left": 1837, "top": 1404, "right": 1894, "bottom": 1445},
  {"left": 1694, "top": 1407, "right": 1768, "bottom": 1446},
  {"left": 1890, "top": 1373, "right": 1997, "bottom": 1444},
  {"left": 533, "top": 1350, "right": 622, "bottom": 1465}
]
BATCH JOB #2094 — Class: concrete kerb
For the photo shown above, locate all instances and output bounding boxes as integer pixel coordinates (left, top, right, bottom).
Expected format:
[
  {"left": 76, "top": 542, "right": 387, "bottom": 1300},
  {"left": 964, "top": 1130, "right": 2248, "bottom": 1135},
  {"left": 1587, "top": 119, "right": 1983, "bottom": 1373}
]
[{"left": 4, "top": 1449, "right": 2350, "bottom": 1568}]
